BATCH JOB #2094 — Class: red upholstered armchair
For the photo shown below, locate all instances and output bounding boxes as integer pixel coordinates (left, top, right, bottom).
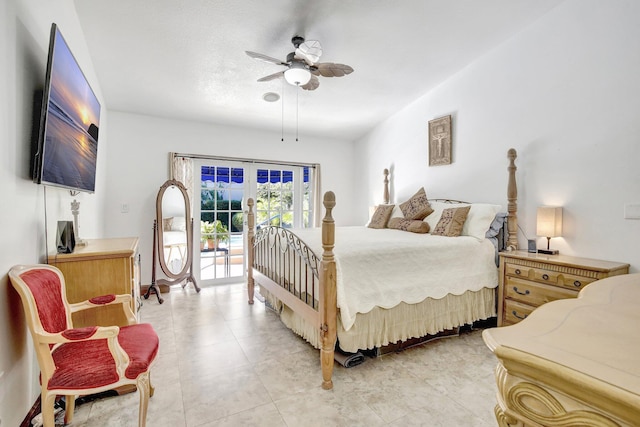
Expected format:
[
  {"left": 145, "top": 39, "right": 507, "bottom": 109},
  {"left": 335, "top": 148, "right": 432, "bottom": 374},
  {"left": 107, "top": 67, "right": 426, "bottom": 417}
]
[{"left": 9, "top": 264, "right": 159, "bottom": 427}]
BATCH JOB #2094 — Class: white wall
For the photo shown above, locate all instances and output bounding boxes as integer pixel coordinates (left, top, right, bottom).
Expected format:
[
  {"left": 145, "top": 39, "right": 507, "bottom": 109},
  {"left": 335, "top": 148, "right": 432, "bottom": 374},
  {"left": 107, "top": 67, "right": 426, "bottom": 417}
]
[
  {"left": 0, "top": 0, "right": 108, "bottom": 424},
  {"left": 103, "top": 111, "right": 356, "bottom": 286},
  {"left": 355, "top": 0, "right": 640, "bottom": 272}
]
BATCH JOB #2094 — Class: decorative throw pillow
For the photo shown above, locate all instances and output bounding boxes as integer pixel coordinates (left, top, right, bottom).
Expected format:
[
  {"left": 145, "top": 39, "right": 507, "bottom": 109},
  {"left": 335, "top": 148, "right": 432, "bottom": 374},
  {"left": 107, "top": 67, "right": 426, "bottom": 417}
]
[
  {"left": 368, "top": 204, "right": 395, "bottom": 229},
  {"left": 162, "top": 217, "right": 173, "bottom": 231},
  {"left": 399, "top": 187, "right": 434, "bottom": 220},
  {"left": 388, "top": 217, "right": 430, "bottom": 234},
  {"left": 431, "top": 206, "right": 471, "bottom": 237},
  {"left": 424, "top": 201, "right": 449, "bottom": 231}
]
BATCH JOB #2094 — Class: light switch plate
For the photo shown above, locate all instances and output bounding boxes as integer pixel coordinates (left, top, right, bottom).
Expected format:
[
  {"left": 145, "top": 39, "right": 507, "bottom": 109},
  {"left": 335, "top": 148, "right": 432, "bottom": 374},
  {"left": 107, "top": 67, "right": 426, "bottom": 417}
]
[{"left": 624, "top": 204, "right": 640, "bottom": 219}]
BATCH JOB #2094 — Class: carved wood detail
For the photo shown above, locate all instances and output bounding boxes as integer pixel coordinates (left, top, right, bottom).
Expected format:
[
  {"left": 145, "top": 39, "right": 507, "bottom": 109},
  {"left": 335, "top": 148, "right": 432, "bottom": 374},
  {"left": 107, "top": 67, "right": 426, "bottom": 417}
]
[
  {"left": 506, "top": 381, "right": 621, "bottom": 427},
  {"left": 494, "top": 362, "right": 625, "bottom": 427},
  {"left": 504, "top": 258, "right": 607, "bottom": 279}
]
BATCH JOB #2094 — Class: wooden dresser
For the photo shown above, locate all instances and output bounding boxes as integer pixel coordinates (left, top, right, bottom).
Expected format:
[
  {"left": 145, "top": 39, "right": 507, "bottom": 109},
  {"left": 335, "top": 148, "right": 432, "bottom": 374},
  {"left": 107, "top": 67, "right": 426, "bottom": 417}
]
[
  {"left": 483, "top": 273, "right": 640, "bottom": 427},
  {"left": 498, "top": 251, "right": 629, "bottom": 326},
  {"left": 48, "top": 237, "right": 140, "bottom": 327}
]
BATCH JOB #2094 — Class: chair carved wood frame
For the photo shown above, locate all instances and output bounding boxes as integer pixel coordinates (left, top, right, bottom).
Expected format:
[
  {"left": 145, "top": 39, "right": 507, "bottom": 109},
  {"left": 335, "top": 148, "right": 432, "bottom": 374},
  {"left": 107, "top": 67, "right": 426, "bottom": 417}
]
[{"left": 9, "top": 264, "right": 159, "bottom": 427}]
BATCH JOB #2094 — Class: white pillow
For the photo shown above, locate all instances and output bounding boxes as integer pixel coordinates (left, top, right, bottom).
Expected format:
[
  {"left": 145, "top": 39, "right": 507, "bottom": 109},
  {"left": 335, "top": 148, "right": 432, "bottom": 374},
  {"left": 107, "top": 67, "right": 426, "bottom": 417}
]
[
  {"left": 463, "top": 204, "right": 502, "bottom": 240},
  {"left": 170, "top": 216, "right": 187, "bottom": 231},
  {"left": 424, "top": 202, "right": 502, "bottom": 240}
]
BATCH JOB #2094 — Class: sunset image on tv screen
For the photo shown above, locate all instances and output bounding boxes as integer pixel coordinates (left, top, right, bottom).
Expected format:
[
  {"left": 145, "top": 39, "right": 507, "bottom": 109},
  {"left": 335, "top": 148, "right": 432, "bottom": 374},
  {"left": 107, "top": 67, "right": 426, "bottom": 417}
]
[{"left": 41, "top": 26, "right": 101, "bottom": 192}]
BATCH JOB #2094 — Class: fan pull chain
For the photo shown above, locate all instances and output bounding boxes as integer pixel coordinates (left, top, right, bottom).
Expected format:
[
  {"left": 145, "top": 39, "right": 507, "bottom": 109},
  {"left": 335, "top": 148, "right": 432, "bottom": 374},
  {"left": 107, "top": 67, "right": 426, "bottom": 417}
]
[
  {"left": 296, "top": 85, "right": 299, "bottom": 142},
  {"left": 281, "top": 78, "right": 285, "bottom": 142}
]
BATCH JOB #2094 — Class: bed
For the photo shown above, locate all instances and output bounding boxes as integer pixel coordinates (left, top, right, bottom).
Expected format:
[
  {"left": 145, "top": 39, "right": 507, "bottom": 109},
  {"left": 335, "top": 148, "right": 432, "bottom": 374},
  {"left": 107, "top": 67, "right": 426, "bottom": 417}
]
[
  {"left": 162, "top": 216, "right": 187, "bottom": 272},
  {"left": 246, "top": 148, "right": 520, "bottom": 389}
]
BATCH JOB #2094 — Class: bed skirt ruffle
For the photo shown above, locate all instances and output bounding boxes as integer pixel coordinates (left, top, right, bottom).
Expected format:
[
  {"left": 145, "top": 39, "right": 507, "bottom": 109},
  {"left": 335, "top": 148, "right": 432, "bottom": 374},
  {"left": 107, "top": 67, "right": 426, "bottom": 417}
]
[{"left": 259, "top": 285, "right": 496, "bottom": 353}]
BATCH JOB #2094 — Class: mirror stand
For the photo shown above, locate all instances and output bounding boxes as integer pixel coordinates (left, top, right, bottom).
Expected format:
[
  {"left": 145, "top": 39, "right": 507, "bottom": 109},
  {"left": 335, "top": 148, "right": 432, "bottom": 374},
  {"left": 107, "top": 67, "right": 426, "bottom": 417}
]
[
  {"left": 144, "top": 179, "right": 200, "bottom": 304},
  {"left": 146, "top": 219, "right": 199, "bottom": 304}
]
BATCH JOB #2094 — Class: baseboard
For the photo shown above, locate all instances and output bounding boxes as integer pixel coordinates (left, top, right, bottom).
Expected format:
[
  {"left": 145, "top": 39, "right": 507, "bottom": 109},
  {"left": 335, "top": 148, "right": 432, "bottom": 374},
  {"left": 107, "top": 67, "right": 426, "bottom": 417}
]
[{"left": 140, "top": 283, "right": 171, "bottom": 294}]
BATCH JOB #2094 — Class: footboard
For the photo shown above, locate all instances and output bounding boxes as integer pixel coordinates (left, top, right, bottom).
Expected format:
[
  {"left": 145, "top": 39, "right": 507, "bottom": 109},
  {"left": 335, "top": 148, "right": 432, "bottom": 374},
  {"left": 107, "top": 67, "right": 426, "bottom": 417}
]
[{"left": 246, "top": 192, "right": 337, "bottom": 390}]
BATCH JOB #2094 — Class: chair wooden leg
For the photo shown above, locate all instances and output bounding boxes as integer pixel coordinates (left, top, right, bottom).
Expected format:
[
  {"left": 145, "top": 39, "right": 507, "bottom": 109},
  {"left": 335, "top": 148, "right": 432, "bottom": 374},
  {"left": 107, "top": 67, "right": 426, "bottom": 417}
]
[
  {"left": 137, "top": 374, "right": 151, "bottom": 427},
  {"left": 41, "top": 391, "right": 56, "bottom": 427},
  {"left": 149, "top": 372, "right": 155, "bottom": 398},
  {"left": 64, "top": 395, "right": 76, "bottom": 425}
]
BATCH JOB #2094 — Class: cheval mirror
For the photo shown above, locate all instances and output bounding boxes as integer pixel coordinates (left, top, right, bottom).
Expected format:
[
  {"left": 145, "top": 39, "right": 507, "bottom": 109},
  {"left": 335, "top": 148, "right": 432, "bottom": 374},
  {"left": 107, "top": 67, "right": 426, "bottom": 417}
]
[{"left": 145, "top": 179, "right": 200, "bottom": 304}]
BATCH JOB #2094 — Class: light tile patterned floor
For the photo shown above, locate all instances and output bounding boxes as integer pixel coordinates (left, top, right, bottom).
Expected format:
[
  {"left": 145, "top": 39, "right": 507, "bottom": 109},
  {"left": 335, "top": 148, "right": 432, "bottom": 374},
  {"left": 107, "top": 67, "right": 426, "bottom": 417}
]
[{"left": 67, "top": 283, "right": 499, "bottom": 426}]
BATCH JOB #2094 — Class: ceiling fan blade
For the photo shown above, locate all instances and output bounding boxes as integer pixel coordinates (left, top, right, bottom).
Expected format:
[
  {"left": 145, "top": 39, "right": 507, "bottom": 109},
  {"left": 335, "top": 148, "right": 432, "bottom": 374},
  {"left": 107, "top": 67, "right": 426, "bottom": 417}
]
[
  {"left": 301, "top": 75, "right": 319, "bottom": 91},
  {"left": 246, "top": 51, "right": 287, "bottom": 66},
  {"left": 257, "top": 71, "right": 284, "bottom": 82},
  {"left": 315, "top": 63, "right": 354, "bottom": 78},
  {"left": 294, "top": 40, "right": 323, "bottom": 65}
]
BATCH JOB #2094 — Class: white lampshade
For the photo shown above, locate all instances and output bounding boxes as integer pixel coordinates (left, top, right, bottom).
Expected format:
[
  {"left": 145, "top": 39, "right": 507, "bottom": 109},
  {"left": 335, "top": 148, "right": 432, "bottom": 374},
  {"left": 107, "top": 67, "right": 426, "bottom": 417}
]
[
  {"left": 284, "top": 66, "right": 311, "bottom": 86},
  {"left": 536, "top": 206, "right": 563, "bottom": 238}
]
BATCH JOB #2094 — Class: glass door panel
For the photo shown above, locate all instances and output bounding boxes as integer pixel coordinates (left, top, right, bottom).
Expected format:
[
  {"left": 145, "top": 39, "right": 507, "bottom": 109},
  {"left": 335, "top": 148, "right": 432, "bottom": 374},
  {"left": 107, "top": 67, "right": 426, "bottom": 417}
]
[
  {"left": 255, "top": 168, "right": 295, "bottom": 228},
  {"left": 192, "top": 159, "right": 314, "bottom": 286},
  {"left": 197, "top": 163, "right": 246, "bottom": 285}
]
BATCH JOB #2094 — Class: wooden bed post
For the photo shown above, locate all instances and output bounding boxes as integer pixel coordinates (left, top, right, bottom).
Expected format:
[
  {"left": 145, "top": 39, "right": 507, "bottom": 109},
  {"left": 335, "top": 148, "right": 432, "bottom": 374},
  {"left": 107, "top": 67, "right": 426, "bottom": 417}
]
[
  {"left": 246, "top": 198, "right": 255, "bottom": 304},
  {"left": 320, "top": 191, "right": 337, "bottom": 390},
  {"left": 383, "top": 168, "right": 390, "bottom": 205},
  {"left": 506, "top": 149, "right": 518, "bottom": 250}
]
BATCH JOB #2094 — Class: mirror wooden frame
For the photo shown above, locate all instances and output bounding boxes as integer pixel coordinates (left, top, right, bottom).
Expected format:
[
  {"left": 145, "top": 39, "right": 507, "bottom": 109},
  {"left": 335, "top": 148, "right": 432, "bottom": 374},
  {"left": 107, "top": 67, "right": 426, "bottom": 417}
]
[{"left": 145, "top": 179, "right": 200, "bottom": 303}]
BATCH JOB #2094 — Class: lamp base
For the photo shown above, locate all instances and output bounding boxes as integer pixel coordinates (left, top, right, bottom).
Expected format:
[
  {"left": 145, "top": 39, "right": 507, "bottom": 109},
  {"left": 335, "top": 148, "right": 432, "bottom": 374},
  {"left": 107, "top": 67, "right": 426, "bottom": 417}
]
[{"left": 538, "top": 249, "right": 559, "bottom": 255}]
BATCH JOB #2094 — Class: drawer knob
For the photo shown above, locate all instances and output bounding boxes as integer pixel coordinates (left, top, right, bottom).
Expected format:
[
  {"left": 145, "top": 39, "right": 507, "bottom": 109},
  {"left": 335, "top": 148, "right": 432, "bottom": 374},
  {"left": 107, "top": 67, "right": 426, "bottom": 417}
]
[
  {"left": 515, "top": 269, "right": 521, "bottom": 275},
  {"left": 542, "top": 273, "right": 549, "bottom": 280},
  {"left": 513, "top": 286, "right": 530, "bottom": 296},
  {"left": 512, "top": 310, "right": 528, "bottom": 320},
  {"left": 574, "top": 280, "right": 582, "bottom": 288}
]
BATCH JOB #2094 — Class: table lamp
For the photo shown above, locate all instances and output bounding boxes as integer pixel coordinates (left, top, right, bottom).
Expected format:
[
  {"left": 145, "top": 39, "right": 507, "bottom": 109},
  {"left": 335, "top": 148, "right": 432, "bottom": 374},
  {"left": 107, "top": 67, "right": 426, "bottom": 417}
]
[{"left": 537, "top": 206, "right": 562, "bottom": 255}]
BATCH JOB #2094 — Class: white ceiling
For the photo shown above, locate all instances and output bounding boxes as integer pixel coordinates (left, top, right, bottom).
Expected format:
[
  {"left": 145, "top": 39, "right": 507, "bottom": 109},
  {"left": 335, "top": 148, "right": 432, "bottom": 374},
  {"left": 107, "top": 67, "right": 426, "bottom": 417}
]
[{"left": 74, "top": 0, "right": 564, "bottom": 141}]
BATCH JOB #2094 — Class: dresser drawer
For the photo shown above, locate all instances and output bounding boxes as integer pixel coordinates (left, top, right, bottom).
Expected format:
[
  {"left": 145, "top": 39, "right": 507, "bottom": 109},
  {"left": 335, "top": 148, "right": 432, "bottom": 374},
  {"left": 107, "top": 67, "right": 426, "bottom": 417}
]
[
  {"left": 505, "top": 277, "right": 578, "bottom": 307},
  {"left": 504, "top": 264, "right": 595, "bottom": 291},
  {"left": 503, "top": 299, "right": 535, "bottom": 325}
]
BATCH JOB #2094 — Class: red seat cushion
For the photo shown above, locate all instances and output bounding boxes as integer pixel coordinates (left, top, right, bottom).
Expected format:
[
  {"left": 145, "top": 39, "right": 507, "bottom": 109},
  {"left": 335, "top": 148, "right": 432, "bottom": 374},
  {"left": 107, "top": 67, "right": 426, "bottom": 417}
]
[
  {"left": 49, "top": 339, "right": 119, "bottom": 390},
  {"left": 48, "top": 323, "right": 159, "bottom": 390}
]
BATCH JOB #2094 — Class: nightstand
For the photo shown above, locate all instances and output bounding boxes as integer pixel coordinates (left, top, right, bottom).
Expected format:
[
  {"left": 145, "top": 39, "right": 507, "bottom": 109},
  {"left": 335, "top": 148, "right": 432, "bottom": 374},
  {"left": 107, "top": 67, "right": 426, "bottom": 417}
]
[{"left": 497, "top": 251, "right": 629, "bottom": 326}]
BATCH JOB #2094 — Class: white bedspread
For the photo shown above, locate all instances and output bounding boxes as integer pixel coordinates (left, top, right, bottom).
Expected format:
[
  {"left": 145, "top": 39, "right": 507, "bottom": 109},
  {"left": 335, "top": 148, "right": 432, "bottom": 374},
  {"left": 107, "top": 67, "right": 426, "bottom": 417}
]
[{"left": 290, "top": 226, "right": 498, "bottom": 331}]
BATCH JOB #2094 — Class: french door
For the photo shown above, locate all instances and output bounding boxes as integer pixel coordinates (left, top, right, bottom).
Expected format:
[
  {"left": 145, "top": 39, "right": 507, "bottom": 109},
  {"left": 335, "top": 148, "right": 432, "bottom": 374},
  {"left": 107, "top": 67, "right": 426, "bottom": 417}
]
[{"left": 192, "top": 159, "right": 313, "bottom": 286}]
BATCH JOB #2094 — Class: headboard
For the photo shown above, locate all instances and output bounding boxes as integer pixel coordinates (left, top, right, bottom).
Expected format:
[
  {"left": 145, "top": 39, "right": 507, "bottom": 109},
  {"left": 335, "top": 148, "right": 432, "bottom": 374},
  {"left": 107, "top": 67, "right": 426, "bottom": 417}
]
[{"left": 381, "top": 148, "right": 518, "bottom": 252}]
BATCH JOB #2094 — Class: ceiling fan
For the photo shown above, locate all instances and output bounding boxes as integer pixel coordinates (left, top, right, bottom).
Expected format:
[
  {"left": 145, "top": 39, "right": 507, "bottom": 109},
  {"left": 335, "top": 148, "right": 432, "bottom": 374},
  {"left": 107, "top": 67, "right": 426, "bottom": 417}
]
[{"left": 246, "top": 36, "right": 354, "bottom": 91}]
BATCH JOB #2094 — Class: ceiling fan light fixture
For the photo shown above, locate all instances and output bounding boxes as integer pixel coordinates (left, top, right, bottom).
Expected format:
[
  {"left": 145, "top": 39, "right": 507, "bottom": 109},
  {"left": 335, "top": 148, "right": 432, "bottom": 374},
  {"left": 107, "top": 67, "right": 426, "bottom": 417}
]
[{"left": 284, "top": 67, "right": 311, "bottom": 86}]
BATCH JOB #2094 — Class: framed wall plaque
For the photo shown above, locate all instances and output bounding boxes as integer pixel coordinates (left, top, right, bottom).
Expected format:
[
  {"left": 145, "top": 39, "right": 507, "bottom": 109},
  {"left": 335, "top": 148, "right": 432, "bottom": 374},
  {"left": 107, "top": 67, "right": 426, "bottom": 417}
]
[{"left": 428, "top": 115, "right": 452, "bottom": 166}]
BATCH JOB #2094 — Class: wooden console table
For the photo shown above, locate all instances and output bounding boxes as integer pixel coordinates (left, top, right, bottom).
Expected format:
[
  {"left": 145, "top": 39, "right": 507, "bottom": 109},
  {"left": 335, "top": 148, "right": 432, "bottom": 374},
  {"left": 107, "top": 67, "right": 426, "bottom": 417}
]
[
  {"left": 48, "top": 237, "right": 140, "bottom": 327},
  {"left": 483, "top": 273, "right": 640, "bottom": 426}
]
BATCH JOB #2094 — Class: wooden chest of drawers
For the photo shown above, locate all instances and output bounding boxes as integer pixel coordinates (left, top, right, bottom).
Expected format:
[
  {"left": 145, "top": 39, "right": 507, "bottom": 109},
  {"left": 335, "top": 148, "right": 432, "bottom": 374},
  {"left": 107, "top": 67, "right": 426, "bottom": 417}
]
[
  {"left": 48, "top": 237, "right": 140, "bottom": 327},
  {"left": 498, "top": 251, "right": 629, "bottom": 326}
]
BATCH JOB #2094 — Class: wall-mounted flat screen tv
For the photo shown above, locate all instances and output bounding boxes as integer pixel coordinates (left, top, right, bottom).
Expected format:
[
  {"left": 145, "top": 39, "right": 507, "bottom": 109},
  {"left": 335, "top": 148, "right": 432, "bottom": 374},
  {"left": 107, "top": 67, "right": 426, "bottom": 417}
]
[{"left": 33, "top": 23, "right": 100, "bottom": 193}]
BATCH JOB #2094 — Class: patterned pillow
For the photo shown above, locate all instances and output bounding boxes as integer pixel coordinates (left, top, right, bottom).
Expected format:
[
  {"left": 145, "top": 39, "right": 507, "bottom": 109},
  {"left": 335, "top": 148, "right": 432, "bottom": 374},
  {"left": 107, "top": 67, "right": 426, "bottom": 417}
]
[
  {"left": 368, "top": 204, "right": 395, "bottom": 229},
  {"left": 399, "top": 187, "right": 434, "bottom": 220},
  {"left": 431, "top": 206, "right": 471, "bottom": 237},
  {"left": 388, "top": 217, "right": 430, "bottom": 234}
]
